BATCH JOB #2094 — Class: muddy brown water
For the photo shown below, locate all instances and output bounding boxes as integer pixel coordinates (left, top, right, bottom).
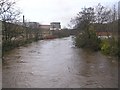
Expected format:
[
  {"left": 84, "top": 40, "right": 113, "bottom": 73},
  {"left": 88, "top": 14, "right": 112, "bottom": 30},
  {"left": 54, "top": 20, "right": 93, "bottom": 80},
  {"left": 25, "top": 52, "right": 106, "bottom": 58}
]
[{"left": 3, "top": 36, "right": 118, "bottom": 88}]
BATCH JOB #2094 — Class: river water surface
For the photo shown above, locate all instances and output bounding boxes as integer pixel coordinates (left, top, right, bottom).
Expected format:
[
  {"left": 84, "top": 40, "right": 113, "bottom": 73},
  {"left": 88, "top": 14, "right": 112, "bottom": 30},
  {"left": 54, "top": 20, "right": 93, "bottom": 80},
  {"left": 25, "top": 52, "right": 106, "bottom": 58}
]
[{"left": 3, "top": 36, "right": 118, "bottom": 88}]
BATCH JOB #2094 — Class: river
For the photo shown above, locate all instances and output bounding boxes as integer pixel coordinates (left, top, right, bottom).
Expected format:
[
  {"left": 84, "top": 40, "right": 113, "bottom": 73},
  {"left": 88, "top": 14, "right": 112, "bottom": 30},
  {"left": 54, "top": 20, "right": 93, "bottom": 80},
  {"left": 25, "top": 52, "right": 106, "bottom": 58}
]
[{"left": 3, "top": 36, "right": 118, "bottom": 88}]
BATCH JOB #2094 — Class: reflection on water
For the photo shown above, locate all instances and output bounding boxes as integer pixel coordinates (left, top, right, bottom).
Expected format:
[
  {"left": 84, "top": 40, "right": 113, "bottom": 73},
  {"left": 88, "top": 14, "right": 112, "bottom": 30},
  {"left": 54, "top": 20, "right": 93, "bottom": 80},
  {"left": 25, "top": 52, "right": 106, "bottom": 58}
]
[{"left": 3, "top": 36, "right": 118, "bottom": 88}]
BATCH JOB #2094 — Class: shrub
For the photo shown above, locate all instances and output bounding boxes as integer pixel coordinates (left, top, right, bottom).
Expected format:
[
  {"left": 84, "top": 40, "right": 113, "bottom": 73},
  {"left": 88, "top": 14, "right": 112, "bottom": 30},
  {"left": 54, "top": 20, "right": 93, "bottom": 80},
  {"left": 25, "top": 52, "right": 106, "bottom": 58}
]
[
  {"left": 75, "top": 28, "right": 101, "bottom": 51},
  {"left": 100, "top": 38, "right": 119, "bottom": 57},
  {"left": 101, "top": 40, "right": 111, "bottom": 55},
  {"left": 110, "top": 39, "right": 118, "bottom": 56}
]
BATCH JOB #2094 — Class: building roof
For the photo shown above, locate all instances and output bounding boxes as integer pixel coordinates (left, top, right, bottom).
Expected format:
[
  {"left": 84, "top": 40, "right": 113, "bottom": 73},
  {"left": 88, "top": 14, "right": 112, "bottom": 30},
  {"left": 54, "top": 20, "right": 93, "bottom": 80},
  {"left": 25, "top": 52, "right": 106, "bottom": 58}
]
[
  {"left": 96, "top": 32, "right": 112, "bottom": 36},
  {"left": 50, "top": 22, "right": 60, "bottom": 24}
]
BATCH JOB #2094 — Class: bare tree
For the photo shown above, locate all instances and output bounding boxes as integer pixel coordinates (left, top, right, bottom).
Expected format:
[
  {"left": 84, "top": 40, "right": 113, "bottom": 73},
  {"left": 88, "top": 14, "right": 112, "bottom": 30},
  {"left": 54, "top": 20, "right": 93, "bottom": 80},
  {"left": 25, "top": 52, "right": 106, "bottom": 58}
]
[
  {"left": 0, "top": 0, "right": 21, "bottom": 22},
  {"left": 94, "top": 3, "right": 113, "bottom": 39},
  {"left": 111, "top": 4, "right": 118, "bottom": 39},
  {"left": 95, "top": 3, "right": 112, "bottom": 24},
  {"left": 72, "top": 7, "right": 95, "bottom": 32},
  {"left": 1, "top": 0, "right": 22, "bottom": 53}
]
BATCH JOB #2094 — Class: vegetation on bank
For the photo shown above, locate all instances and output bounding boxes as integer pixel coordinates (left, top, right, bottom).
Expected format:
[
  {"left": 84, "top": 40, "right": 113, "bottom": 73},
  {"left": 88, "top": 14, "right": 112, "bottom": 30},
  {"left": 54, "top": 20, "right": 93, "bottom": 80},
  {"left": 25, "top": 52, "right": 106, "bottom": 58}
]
[
  {"left": 2, "top": 21, "right": 42, "bottom": 55},
  {"left": 75, "top": 26, "right": 101, "bottom": 51},
  {"left": 100, "top": 38, "right": 120, "bottom": 57},
  {"left": 72, "top": 3, "right": 119, "bottom": 57}
]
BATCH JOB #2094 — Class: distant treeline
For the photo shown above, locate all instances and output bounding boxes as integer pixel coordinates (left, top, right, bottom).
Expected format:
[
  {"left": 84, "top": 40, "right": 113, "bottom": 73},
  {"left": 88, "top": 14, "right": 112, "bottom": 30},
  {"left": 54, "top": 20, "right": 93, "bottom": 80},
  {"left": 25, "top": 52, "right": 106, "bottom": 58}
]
[{"left": 52, "top": 29, "right": 78, "bottom": 38}]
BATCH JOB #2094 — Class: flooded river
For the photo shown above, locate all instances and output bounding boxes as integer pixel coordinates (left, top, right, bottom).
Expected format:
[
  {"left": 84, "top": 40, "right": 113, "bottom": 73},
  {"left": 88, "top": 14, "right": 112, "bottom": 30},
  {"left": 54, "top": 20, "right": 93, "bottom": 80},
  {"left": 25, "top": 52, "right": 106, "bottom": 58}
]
[{"left": 3, "top": 36, "right": 118, "bottom": 88}]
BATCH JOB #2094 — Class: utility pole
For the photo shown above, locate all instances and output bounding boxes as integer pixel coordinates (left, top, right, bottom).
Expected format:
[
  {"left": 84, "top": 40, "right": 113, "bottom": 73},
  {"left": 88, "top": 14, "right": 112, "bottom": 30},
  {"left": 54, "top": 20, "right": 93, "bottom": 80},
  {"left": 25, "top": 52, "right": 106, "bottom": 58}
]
[
  {"left": 23, "top": 15, "right": 27, "bottom": 40},
  {"left": 23, "top": 15, "right": 25, "bottom": 26}
]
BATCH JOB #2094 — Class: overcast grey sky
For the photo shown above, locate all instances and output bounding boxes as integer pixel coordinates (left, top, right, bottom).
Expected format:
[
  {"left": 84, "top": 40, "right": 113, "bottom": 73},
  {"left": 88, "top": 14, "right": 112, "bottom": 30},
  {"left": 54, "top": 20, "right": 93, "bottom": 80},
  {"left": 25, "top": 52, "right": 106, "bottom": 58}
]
[{"left": 17, "top": 0, "right": 118, "bottom": 28}]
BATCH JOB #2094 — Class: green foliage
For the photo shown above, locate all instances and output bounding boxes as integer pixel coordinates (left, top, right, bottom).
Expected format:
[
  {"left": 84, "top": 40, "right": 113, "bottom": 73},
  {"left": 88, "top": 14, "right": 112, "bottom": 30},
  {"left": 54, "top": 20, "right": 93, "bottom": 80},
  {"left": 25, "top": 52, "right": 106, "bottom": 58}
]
[
  {"left": 100, "top": 38, "right": 119, "bottom": 57},
  {"left": 75, "top": 26, "right": 101, "bottom": 51},
  {"left": 101, "top": 40, "right": 111, "bottom": 55},
  {"left": 110, "top": 39, "right": 119, "bottom": 56}
]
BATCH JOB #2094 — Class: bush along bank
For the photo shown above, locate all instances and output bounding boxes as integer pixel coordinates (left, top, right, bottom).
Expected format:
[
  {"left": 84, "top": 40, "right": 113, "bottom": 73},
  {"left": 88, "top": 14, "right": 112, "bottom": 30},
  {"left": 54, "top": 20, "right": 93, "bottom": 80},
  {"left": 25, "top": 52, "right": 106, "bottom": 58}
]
[
  {"left": 75, "top": 28, "right": 101, "bottom": 51},
  {"left": 72, "top": 4, "right": 119, "bottom": 58},
  {"left": 100, "top": 38, "right": 120, "bottom": 57},
  {"left": 75, "top": 33, "right": 120, "bottom": 58}
]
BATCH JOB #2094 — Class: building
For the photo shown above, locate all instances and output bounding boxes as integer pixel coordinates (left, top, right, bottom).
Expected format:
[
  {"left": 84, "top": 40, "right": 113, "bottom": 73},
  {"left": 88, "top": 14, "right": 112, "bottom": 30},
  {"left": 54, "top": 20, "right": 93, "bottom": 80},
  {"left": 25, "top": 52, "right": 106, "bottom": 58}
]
[
  {"left": 39, "top": 24, "right": 52, "bottom": 39},
  {"left": 50, "top": 22, "right": 61, "bottom": 30},
  {"left": 25, "top": 22, "right": 40, "bottom": 28},
  {"left": 96, "top": 31, "right": 112, "bottom": 39},
  {"left": 40, "top": 25, "right": 50, "bottom": 30},
  {"left": 16, "top": 22, "right": 40, "bottom": 28}
]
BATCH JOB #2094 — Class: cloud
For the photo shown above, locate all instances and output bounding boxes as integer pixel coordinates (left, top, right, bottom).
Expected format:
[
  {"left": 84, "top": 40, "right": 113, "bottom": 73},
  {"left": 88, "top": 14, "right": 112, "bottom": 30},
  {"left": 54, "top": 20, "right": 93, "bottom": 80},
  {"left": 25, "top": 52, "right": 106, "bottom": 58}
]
[{"left": 17, "top": 0, "right": 118, "bottom": 28}]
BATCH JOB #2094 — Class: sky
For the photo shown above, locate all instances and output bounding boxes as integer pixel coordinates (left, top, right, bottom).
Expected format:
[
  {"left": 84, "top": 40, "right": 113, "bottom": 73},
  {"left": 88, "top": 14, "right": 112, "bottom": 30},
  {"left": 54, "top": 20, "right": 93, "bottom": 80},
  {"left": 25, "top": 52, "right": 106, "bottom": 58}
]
[{"left": 16, "top": 0, "right": 119, "bottom": 28}]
